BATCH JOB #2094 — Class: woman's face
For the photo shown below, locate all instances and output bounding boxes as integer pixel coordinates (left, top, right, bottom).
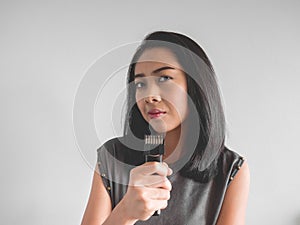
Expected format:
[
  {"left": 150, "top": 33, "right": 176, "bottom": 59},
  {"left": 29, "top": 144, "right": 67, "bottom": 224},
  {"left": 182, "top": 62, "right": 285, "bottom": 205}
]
[{"left": 134, "top": 47, "right": 189, "bottom": 134}]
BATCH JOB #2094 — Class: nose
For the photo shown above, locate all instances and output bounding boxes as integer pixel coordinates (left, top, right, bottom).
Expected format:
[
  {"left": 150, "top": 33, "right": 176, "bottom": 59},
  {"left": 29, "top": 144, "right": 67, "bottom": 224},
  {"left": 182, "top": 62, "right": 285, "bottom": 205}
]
[
  {"left": 144, "top": 94, "right": 162, "bottom": 103},
  {"left": 138, "top": 77, "right": 162, "bottom": 103}
]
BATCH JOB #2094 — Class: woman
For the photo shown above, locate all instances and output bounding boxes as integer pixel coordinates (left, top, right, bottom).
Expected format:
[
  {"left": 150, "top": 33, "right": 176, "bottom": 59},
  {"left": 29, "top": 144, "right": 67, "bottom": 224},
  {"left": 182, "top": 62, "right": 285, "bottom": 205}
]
[{"left": 81, "top": 31, "right": 250, "bottom": 225}]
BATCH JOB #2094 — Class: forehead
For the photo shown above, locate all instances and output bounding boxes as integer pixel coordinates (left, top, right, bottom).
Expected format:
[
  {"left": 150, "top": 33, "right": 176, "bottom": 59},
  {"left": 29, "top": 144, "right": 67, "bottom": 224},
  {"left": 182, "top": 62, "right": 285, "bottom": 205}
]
[{"left": 135, "top": 47, "right": 183, "bottom": 73}]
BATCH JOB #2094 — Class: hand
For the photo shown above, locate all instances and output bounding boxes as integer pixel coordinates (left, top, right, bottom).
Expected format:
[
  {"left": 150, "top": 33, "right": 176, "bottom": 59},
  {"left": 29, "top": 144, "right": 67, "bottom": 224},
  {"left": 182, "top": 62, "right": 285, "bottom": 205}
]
[{"left": 120, "top": 162, "right": 173, "bottom": 221}]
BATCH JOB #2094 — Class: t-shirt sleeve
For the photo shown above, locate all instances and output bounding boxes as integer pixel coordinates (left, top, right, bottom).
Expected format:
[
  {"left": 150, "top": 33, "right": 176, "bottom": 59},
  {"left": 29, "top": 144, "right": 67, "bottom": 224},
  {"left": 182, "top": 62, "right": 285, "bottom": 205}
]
[
  {"left": 227, "top": 155, "right": 246, "bottom": 186},
  {"left": 96, "top": 138, "right": 134, "bottom": 209},
  {"left": 97, "top": 144, "right": 112, "bottom": 195}
]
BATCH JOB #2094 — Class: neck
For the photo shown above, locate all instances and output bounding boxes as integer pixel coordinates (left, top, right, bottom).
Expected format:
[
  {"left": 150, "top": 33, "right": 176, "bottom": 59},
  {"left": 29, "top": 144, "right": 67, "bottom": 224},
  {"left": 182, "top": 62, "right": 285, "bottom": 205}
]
[{"left": 163, "top": 121, "right": 188, "bottom": 163}]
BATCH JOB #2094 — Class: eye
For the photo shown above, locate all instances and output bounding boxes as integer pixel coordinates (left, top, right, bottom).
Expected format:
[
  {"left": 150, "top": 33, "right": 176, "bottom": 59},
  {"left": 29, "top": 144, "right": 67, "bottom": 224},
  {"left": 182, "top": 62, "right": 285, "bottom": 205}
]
[
  {"left": 158, "top": 75, "right": 173, "bottom": 82},
  {"left": 135, "top": 81, "right": 145, "bottom": 89}
]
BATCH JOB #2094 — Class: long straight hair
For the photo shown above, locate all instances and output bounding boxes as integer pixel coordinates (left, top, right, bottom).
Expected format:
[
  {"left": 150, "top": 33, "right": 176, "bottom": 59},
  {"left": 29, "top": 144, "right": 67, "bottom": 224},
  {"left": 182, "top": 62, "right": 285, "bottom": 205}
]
[{"left": 123, "top": 31, "right": 226, "bottom": 182}]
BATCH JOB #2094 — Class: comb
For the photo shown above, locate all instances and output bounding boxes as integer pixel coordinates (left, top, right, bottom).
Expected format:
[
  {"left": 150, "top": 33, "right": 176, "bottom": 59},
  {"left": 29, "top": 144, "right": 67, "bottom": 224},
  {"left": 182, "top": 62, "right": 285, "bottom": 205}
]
[{"left": 144, "top": 134, "right": 165, "bottom": 216}]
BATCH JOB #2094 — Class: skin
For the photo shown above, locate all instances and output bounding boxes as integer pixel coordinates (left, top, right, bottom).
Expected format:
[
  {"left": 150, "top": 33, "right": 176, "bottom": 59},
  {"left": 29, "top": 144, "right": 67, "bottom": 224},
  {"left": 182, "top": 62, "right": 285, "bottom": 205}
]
[
  {"left": 81, "top": 47, "right": 250, "bottom": 225},
  {"left": 134, "top": 47, "right": 189, "bottom": 161}
]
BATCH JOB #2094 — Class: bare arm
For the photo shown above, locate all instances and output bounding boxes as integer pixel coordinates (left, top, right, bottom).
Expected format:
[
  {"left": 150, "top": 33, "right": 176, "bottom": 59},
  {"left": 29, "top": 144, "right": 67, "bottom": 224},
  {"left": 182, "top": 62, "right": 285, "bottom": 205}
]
[
  {"left": 80, "top": 165, "right": 113, "bottom": 225},
  {"left": 81, "top": 162, "right": 172, "bottom": 225},
  {"left": 216, "top": 160, "right": 250, "bottom": 225}
]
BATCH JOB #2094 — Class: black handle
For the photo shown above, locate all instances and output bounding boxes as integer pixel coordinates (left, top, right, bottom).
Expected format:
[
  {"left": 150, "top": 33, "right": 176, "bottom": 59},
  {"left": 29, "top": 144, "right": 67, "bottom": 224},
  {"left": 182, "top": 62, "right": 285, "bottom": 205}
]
[{"left": 145, "top": 154, "right": 163, "bottom": 216}]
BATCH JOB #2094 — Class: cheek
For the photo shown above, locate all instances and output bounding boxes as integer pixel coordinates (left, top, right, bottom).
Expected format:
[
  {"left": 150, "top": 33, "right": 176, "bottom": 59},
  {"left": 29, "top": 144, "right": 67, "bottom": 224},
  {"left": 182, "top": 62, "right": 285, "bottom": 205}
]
[
  {"left": 174, "top": 95, "right": 189, "bottom": 118},
  {"left": 164, "top": 87, "right": 188, "bottom": 117},
  {"left": 136, "top": 99, "right": 142, "bottom": 110},
  {"left": 136, "top": 97, "right": 145, "bottom": 115},
  {"left": 135, "top": 91, "right": 146, "bottom": 105}
]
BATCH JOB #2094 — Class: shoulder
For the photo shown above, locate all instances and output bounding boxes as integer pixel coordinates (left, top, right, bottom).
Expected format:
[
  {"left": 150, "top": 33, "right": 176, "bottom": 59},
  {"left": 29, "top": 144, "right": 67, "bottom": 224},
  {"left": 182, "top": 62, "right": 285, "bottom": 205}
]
[
  {"left": 96, "top": 137, "right": 124, "bottom": 169},
  {"left": 97, "top": 136, "right": 122, "bottom": 152},
  {"left": 216, "top": 157, "right": 250, "bottom": 224},
  {"left": 218, "top": 146, "right": 250, "bottom": 190},
  {"left": 215, "top": 148, "right": 250, "bottom": 224},
  {"left": 97, "top": 136, "right": 144, "bottom": 152},
  {"left": 97, "top": 136, "right": 130, "bottom": 157},
  {"left": 220, "top": 147, "right": 245, "bottom": 164},
  {"left": 218, "top": 147, "right": 248, "bottom": 185},
  {"left": 97, "top": 136, "right": 145, "bottom": 166}
]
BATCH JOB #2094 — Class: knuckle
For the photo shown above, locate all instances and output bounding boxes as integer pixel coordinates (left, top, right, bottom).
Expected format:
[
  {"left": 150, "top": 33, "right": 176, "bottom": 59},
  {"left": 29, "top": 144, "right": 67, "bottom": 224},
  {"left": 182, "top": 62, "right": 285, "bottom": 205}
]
[
  {"left": 144, "top": 201, "right": 152, "bottom": 212},
  {"left": 164, "top": 200, "right": 169, "bottom": 208},
  {"left": 166, "top": 180, "right": 172, "bottom": 190},
  {"left": 129, "top": 169, "right": 136, "bottom": 178},
  {"left": 140, "top": 193, "right": 148, "bottom": 202},
  {"left": 161, "top": 200, "right": 168, "bottom": 209},
  {"left": 153, "top": 162, "right": 160, "bottom": 170},
  {"left": 161, "top": 189, "right": 170, "bottom": 200},
  {"left": 161, "top": 179, "right": 172, "bottom": 190},
  {"left": 165, "top": 191, "right": 171, "bottom": 200}
]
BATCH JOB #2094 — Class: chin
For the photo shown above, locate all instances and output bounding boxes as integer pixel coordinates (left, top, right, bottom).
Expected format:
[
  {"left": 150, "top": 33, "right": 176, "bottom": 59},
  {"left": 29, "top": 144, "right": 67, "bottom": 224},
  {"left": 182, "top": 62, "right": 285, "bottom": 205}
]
[
  {"left": 150, "top": 122, "right": 182, "bottom": 135},
  {"left": 148, "top": 119, "right": 168, "bottom": 134}
]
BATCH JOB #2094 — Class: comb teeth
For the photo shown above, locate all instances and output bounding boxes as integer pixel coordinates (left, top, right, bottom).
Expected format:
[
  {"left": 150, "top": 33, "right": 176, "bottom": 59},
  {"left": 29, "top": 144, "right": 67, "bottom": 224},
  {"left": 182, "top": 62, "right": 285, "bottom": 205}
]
[
  {"left": 144, "top": 135, "right": 165, "bottom": 155},
  {"left": 145, "top": 135, "right": 164, "bottom": 145}
]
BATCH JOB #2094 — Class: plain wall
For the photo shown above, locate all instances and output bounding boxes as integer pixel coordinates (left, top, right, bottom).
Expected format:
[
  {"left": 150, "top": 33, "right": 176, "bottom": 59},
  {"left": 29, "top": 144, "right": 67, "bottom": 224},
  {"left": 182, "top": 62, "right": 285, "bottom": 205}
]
[{"left": 1, "top": 1, "right": 299, "bottom": 224}]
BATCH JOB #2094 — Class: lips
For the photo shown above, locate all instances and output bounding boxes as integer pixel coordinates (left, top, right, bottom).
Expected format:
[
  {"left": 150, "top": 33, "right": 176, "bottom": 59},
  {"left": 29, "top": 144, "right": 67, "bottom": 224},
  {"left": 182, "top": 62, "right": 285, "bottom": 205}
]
[{"left": 148, "top": 109, "right": 166, "bottom": 119}]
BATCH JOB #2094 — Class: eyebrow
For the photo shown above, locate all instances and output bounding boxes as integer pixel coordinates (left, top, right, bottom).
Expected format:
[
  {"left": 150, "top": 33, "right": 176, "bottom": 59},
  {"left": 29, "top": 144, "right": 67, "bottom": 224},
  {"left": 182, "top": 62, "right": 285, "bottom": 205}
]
[{"left": 134, "top": 66, "right": 176, "bottom": 78}]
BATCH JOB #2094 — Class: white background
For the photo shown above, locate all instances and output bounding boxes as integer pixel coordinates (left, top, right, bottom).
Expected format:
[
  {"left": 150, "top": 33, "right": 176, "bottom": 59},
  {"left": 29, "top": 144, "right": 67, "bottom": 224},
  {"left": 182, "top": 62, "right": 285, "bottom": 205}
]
[{"left": 1, "top": 1, "right": 299, "bottom": 224}]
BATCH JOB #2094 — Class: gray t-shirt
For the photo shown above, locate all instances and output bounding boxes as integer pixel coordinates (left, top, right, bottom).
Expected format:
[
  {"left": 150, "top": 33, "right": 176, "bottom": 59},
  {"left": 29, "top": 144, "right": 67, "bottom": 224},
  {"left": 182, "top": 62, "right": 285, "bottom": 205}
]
[{"left": 97, "top": 137, "right": 245, "bottom": 225}]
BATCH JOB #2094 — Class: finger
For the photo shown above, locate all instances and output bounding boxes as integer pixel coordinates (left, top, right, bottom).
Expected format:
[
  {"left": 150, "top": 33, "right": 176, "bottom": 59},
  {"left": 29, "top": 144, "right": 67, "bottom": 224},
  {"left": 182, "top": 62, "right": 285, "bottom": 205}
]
[
  {"left": 149, "top": 177, "right": 172, "bottom": 191},
  {"left": 145, "top": 187, "right": 171, "bottom": 201},
  {"left": 141, "top": 175, "right": 172, "bottom": 190},
  {"left": 154, "top": 199, "right": 169, "bottom": 210},
  {"left": 138, "top": 162, "right": 170, "bottom": 176},
  {"left": 162, "top": 162, "right": 173, "bottom": 176}
]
